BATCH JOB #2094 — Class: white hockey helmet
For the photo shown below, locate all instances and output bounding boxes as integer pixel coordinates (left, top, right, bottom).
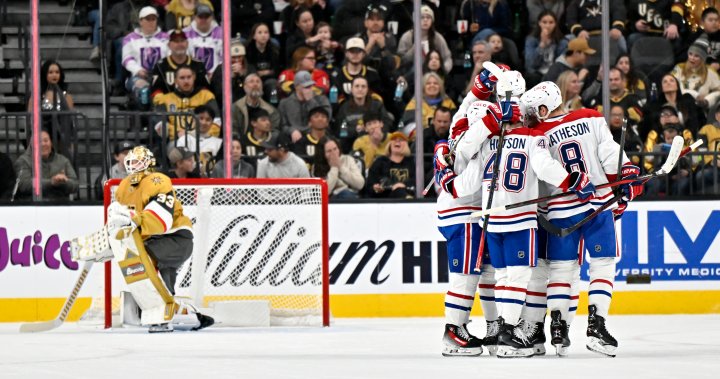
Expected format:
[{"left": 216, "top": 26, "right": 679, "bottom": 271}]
[
  {"left": 124, "top": 145, "right": 156, "bottom": 175},
  {"left": 496, "top": 70, "right": 526, "bottom": 98},
  {"left": 520, "top": 81, "right": 562, "bottom": 123}
]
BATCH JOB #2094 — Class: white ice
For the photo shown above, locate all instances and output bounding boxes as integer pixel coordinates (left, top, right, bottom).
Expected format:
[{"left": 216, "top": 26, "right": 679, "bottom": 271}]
[{"left": 2, "top": 315, "right": 719, "bottom": 379}]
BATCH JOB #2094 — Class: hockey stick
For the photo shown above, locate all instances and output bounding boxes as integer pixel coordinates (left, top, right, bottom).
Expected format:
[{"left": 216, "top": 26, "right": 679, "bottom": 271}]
[
  {"left": 19, "top": 260, "right": 94, "bottom": 333},
  {"left": 538, "top": 192, "right": 624, "bottom": 237},
  {"left": 472, "top": 137, "right": 701, "bottom": 218}
]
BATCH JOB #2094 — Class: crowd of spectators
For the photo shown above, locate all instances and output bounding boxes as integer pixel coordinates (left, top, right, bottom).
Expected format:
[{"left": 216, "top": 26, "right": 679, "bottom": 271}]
[{"left": 3, "top": 0, "right": 720, "bottom": 202}]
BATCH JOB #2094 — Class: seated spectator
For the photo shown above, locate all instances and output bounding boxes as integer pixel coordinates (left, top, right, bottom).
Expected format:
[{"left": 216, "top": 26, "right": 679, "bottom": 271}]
[
  {"left": 174, "top": 105, "right": 222, "bottom": 174},
  {"left": 365, "top": 131, "right": 415, "bottom": 199},
  {"left": 167, "top": 146, "right": 201, "bottom": 178},
  {"left": 386, "top": 1, "right": 439, "bottom": 40},
  {"left": 183, "top": 3, "right": 222, "bottom": 76},
  {"left": 645, "top": 123, "right": 692, "bottom": 196},
  {"left": 462, "top": 0, "right": 512, "bottom": 41},
  {"left": 279, "top": 47, "right": 331, "bottom": 96},
  {"left": 232, "top": 73, "right": 281, "bottom": 136},
  {"left": 615, "top": 53, "right": 648, "bottom": 104},
  {"left": 352, "top": 111, "right": 391, "bottom": 168},
  {"left": 278, "top": 70, "right": 332, "bottom": 142},
  {"left": 641, "top": 74, "right": 705, "bottom": 142},
  {"left": 150, "top": 29, "right": 209, "bottom": 98},
  {"left": 123, "top": 6, "right": 168, "bottom": 108},
  {"left": 416, "top": 106, "right": 451, "bottom": 193},
  {"left": 212, "top": 134, "right": 256, "bottom": 178},
  {"left": 312, "top": 22, "right": 343, "bottom": 72},
  {"left": 292, "top": 105, "right": 332, "bottom": 163},
  {"left": 153, "top": 65, "right": 221, "bottom": 140},
  {"left": 27, "top": 60, "right": 75, "bottom": 158},
  {"left": 165, "top": 0, "right": 213, "bottom": 30},
  {"left": 695, "top": 104, "right": 720, "bottom": 193},
  {"left": 285, "top": 6, "right": 317, "bottom": 63},
  {"left": 356, "top": 3, "right": 398, "bottom": 77},
  {"left": 627, "top": 0, "right": 684, "bottom": 55},
  {"left": 230, "top": 0, "right": 275, "bottom": 39},
  {"left": 210, "top": 38, "right": 249, "bottom": 107},
  {"left": 403, "top": 72, "right": 456, "bottom": 132},
  {"left": 566, "top": 0, "right": 627, "bottom": 53},
  {"left": 399, "top": 49, "right": 449, "bottom": 96},
  {"left": 462, "top": 40, "right": 492, "bottom": 96},
  {"left": 608, "top": 105, "right": 643, "bottom": 167},
  {"left": 527, "top": 0, "right": 566, "bottom": 28},
  {"left": 13, "top": 129, "right": 79, "bottom": 202},
  {"left": 693, "top": 7, "right": 720, "bottom": 71},
  {"left": 312, "top": 137, "right": 365, "bottom": 199},
  {"left": 334, "top": 76, "right": 393, "bottom": 152},
  {"left": 282, "top": 0, "right": 332, "bottom": 36},
  {"left": 671, "top": 41, "right": 720, "bottom": 110},
  {"left": 543, "top": 37, "right": 594, "bottom": 85},
  {"left": 556, "top": 70, "right": 583, "bottom": 112},
  {"left": 525, "top": 10, "right": 568, "bottom": 87},
  {"left": 487, "top": 32, "right": 521, "bottom": 71},
  {"left": 583, "top": 67, "right": 643, "bottom": 125},
  {"left": 241, "top": 108, "right": 274, "bottom": 158},
  {"left": 106, "top": 0, "right": 149, "bottom": 90},
  {"left": 256, "top": 133, "right": 311, "bottom": 178},
  {"left": 643, "top": 104, "right": 693, "bottom": 171},
  {"left": 93, "top": 140, "right": 135, "bottom": 199},
  {"left": 397, "top": 6, "right": 453, "bottom": 74},
  {"left": 245, "top": 22, "right": 281, "bottom": 92},
  {"left": 331, "top": 38, "right": 382, "bottom": 103},
  {"left": 0, "top": 151, "right": 17, "bottom": 200}
]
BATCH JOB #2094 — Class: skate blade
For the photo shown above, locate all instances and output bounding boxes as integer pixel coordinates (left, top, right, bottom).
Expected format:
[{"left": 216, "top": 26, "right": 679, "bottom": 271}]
[
  {"left": 486, "top": 345, "right": 498, "bottom": 356},
  {"left": 534, "top": 344, "right": 546, "bottom": 356},
  {"left": 586, "top": 338, "right": 616, "bottom": 357},
  {"left": 554, "top": 343, "right": 569, "bottom": 357},
  {"left": 442, "top": 346, "right": 483, "bottom": 357},
  {"left": 496, "top": 346, "right": 534, "bottom": 358}
]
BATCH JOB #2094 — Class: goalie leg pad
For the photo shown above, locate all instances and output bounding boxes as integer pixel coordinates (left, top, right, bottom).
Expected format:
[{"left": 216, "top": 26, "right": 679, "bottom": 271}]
[
  {"left": 446, "top": 273, "right": 480, "bottom": 326},
  {"left": 143, "top": 230, "right": 194, "bottom": 295}
]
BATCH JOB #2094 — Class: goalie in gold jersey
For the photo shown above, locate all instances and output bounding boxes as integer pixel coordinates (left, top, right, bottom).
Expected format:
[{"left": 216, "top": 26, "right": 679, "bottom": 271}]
[{"left": 105, "top": 145, "right": 213, "bottom": 332}]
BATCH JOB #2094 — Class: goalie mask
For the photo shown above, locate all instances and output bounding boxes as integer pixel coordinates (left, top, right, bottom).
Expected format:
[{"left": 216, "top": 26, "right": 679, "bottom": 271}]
[
  {"left": 124, "top": 146, "right": 156, "bottom": 175},
  {"left": 520, "top": 81, "right": 562, "bottom": 127}
]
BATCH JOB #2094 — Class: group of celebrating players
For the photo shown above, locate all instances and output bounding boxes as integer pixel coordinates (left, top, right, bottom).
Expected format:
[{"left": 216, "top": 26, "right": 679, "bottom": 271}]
[{"left": 436, "top": 63, "right": 644, "bottom": 358}]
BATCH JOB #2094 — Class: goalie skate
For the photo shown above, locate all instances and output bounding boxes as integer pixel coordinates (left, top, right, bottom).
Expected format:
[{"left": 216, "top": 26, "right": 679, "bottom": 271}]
[
  {"left": 148, "top": 323, "right": 173, "bottom": 333},
  {"left": 586, "top": 305, "right": 617, "bottom": 357},
  {"left": 442, "top": 324, "right": 483, "bottom": 357}
]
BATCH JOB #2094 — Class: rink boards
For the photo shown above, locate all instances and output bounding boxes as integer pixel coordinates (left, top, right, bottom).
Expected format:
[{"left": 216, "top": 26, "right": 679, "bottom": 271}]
[{"left": 1, "top": 201, "right": 719, "bottom": 322}]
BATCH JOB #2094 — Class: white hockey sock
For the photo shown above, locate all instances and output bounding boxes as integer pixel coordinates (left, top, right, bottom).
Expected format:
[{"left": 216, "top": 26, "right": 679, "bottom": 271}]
[
  {"left": 521, "top": 259, "right": 549, "bottom": 323},
  {"left": 445, "top": 273, "right": 481, "bottom": 326},
  {"left": 478, "top": 264, "right": 499, "bottom": 321},
  {"left": 547, "top": 260, "right": 576, "bottom": 321},
  {"left": 494, "top": 267, "right": 508, "bottom": 317},
  {"left": 588, "top": 257, "right": 615, "bottom": 318},
  {"left": 499, "top": 266, "right": 532, "bottom": 326},
  {"left": 566, "top": 263, "right": 581, "bottom": 326}
]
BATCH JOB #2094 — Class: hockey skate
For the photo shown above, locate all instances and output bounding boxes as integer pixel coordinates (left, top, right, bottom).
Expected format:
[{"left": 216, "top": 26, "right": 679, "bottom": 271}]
[
  {"left": 192, "top": 313, "right": 215, "bottom": 331},
  {"left": 482, "top": 319, "right": 501, "bottom": 355},
  {"left": 496, "top": 318, "right": 535, "bottom": 358},
  {"left": 550, "top": 310, "right": 570, "bottom": 356},
  {"left": 586, "top": 305, "right": 618, "bottom": 357},
  {"left": 442, "top": 324, "right": 484, "bottom": 357},
  {"left": 521, "top": 319, "right": 546, "bottom": 356},
  {"left": 148, "top": 323, "right": 173, "bottom": 333}
]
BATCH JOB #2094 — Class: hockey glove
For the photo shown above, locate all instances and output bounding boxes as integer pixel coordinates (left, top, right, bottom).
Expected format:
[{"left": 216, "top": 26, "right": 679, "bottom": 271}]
[
  {"left": 435, "top": 165, "right": 457, "bottom": 197},
  {"left": 618, "top": 164, "right": 644, "bottom": 201},
  {"left": 471, "top": 64, "right": 511, "bottom": 100},
  {"left": 479, "top": 102, "right": 521, "bottom": 134},
  {"left": 433, "top": 140, "right": 452, "bottom": 172},
  {"left": 561, "top": 171, "right": 596, "bottom": 200},
  {"left": 449, "top": 117, "right": 469, "bottom": 140},
  {"left": 107, "top": 201, "right": 137, "bottom": 240},
  {"left": 613, "top": 199, "right": 628, "bottom": 220}
]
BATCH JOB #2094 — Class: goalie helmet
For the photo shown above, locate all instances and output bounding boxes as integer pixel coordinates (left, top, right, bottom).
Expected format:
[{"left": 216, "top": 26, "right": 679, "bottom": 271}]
[
  {"left": 496, "top": 70, "right": 526, "bottom": 98},
  {"left": 520, "top": 81, "right": 562, "bottom": 124},
  {"left": 124, "top": 145, "right": 156, "bottom": 175}
]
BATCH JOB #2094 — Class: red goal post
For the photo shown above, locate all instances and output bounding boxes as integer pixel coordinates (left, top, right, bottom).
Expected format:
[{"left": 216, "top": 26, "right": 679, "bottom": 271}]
[{"left": 100, "top": 178, "right": 330, "bottom": 328}]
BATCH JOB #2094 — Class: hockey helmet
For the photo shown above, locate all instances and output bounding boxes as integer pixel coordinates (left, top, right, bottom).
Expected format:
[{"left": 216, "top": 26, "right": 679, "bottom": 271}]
[
  {"left": 520, "top": 81, "right": 562, "bottom": 125},
  {"left": 496, "top": 70, "right": 526, "bottom": 98},
  {"left": 124, "top": 145, "right": 156, "bottom": 175}
]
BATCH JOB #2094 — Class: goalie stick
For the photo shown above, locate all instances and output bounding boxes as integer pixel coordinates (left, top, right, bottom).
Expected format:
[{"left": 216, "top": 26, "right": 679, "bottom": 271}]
[
  {"left": 471, "top": 137, "right": 701, "bottom": 218},
  {"left": 19, "top": 261, "right": 94, "bottom": 333}
]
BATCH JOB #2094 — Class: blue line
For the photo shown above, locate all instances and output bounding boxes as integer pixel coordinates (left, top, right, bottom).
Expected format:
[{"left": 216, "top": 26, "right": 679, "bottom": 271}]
[
  {"left": 445, "top": 302, "right": 471, "bottom": 311},
  {"left": 588, "top": 290, "right": 613, "bottom": 298},
  {"left": 547, "top": 294, "right": 572, "bottom": 300}
]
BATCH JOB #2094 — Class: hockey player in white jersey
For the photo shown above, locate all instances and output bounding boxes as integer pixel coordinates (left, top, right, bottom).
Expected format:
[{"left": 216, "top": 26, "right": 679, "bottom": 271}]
[
  {"left": 520, "top": 82, "right": 645, "bottom": 357},
  {"left": 435, "top": 108, "right": 596, "bottom": 358}
]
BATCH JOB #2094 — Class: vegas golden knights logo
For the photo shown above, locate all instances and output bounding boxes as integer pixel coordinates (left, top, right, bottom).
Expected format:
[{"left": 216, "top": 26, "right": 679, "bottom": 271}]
[{"left": 390, "top": 168, "right": 409, "bottom": 183}]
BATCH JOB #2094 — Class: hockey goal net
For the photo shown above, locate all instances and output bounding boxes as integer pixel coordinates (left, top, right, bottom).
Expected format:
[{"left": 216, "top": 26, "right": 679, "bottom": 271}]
[{"left": 89, "top": 178, "right": 329, "bottom": 327}]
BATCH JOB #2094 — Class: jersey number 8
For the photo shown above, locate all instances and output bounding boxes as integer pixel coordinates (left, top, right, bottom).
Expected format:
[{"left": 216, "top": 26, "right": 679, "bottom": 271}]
[{"left": 483, "top": 152, "right": 528, "bottom": 192}]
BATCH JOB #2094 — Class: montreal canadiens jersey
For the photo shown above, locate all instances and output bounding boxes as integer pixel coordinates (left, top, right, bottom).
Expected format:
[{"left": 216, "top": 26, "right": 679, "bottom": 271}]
[
  {"left": 436, "top": 146, "right": 483, "bottom": 227},
  {"left": 184, "top": 21, "right": 223, "bottom": 74},
  {"left": 453, "top": 127, "right": 570, "bottom": 233},
  {"left": 115, "top": 172, "right": 193, "bottom": 238},
  {"left": 535, "top": 108, "right": 628, "bottom": 220}
]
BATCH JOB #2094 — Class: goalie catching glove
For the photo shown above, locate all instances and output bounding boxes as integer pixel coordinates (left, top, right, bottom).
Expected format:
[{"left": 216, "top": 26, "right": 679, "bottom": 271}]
[
  {"left": 559, "top": 171, "right": 596, "bottom": 200},
  {"left": 107, "top": 201, "right": 138, "bottom": 239}
]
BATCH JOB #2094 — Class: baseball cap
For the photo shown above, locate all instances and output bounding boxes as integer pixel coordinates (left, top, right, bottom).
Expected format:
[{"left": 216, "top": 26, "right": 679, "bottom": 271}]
[
  {"left": 387, "top": 131, "right": 408, "bottom": 141},
  {"left": 567, "top": 38, "right": 596, "bottom": 55},
  {"left": 231, "top": 40, "right": 246, "bottom": 56},
  {"left": 138, "top": 6, "right": 158, "bottom": 19},
  {"left": 660, "top": 103, "right": 679, "bottom": 118},
  {"left": 260, "top": 132, "right": 291, "bottom": 150},
  {"left": 365, "top": 4, "right": 387, "bottom": 19},
  {"left": 195, "top": 4, "right": 213, "bottom": 16},
  {"left": 168, "top": 147, "right": 194, "bottom": 165},
  {"left": 114, "top": 140, "right": 135, "bottom": 155},
  {"left": 169, "top": 29, "right": 187, "bottom": 41},
  {"left": 346, "top": 37, "right": 365, "bottom": 51},
  {"left": 293, "top": 70, "right": 315, "bottom": 88},
  {"left": 308, "top": 105, "right": 330, "bottom": 118}
]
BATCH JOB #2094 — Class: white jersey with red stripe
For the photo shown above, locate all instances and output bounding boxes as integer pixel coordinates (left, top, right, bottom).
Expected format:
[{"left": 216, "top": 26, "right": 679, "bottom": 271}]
[
  {"left": 436, "top": 148, "right": 483, "bottom": 227},
  {"left": 535, "top": 108, "right": 628, "bottom": 220},
  {"left": 452, "top": 127, "right": 570, "bottom": 233}
]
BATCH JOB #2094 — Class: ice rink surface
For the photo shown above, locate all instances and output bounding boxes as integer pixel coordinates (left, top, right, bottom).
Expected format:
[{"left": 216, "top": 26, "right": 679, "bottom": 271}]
[{"left": 2, "top": 315, "right": 719, "bottom": 379}]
